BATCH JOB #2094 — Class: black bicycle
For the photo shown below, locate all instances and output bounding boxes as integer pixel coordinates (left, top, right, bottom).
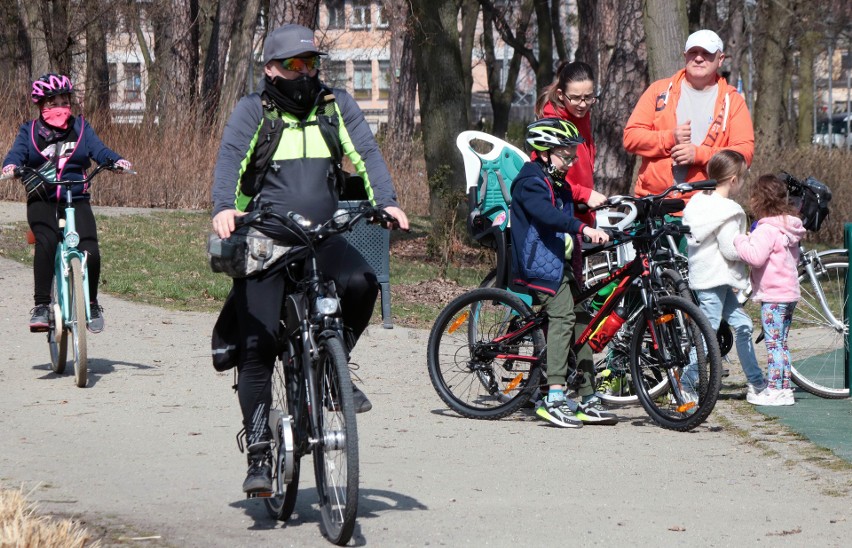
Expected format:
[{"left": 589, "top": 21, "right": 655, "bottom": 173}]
[
  {"left": 233, "top": 202, "right": 397, "bottom": 545},
  {"left": 427, "top": 181, "right": 724, "bottom": 431}
]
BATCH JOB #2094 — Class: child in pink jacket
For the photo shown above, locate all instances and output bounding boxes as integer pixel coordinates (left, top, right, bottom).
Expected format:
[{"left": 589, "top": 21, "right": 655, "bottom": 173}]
[{"left": 734, "top": 174, "right": 806, "bottom": 406}]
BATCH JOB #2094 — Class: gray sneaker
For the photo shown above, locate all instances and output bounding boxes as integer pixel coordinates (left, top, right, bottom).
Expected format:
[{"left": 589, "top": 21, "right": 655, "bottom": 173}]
[
  {"left": 29, "top": 304, "right": 51, "bottom": 332},
  {"left": 576, "top": 397, "right": 619, "bottom": 425},
  {"left": 88, "top": 303, "right": 104, "bottom": 334},
  {"left": 353, "top": 384, "right": 372, "bottom": 413},
  {"left": 535, "top": 397, "right": 583, "bottom": 428}
]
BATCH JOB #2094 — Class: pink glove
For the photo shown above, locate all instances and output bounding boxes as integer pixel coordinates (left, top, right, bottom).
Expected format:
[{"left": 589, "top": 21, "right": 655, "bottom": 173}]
[
  {"left": 115, "top": 159, "right": 132, "bottom": 170},
  {"left": 2, "top": 164, "right": 16, "bottom": 176}
]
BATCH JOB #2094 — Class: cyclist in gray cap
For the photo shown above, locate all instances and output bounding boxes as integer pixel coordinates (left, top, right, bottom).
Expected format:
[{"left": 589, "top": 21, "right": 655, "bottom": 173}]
[{"left": 211, "top": 23, "right": 409, "bottom": 494}]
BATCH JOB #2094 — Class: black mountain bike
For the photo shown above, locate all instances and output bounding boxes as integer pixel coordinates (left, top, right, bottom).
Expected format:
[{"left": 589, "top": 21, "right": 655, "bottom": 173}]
[
  {"left": 233, "top": 203, "right": 397, "bottom": 545},
  {"left": 427, "top": 181, "right": 724, "bottom": 431}
]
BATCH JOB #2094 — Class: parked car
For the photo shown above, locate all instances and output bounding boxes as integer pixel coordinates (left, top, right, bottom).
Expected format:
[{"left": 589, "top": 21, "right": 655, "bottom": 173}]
[{"left": 813, "top": 112, "right": 852, "bottom": 148}]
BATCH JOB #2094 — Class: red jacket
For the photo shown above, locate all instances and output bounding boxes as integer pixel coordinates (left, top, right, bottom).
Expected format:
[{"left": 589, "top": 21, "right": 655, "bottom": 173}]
[
  {"left": 623, "top": 69, "right": 754, "bottom": 200},
  {"left": 538, "top": 102, "right": 595, "bottom": 226}
]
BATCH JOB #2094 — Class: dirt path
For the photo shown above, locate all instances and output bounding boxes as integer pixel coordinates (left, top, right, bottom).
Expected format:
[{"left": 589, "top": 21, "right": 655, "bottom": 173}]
[{"left": 1, "top": 202, "right": 852, "bottom": 546}]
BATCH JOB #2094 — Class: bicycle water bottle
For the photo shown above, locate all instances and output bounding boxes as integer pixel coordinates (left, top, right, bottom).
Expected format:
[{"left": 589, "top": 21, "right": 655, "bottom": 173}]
[
  {"left": 588, "top": 307, "right": 627, "bottom": 352},
  {"left": 589, "top": 280, "right": 618, "bottom": 311}
]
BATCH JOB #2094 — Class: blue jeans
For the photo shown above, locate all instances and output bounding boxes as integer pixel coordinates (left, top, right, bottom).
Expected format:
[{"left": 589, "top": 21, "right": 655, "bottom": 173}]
[{"left": 695, "top": 286, "right": 766, "bottom": 389}]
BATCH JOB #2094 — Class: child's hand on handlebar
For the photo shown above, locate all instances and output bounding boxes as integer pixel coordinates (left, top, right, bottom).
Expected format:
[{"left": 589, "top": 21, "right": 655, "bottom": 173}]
[
  {"left": 115, "top": 159, "right": 133, "bottom": 173},
  {"left": 2, "top": 164, "right": 15, "bottom": 177},
  {"left": 583, "top": 225, "right": 609, "bottom": 244}
]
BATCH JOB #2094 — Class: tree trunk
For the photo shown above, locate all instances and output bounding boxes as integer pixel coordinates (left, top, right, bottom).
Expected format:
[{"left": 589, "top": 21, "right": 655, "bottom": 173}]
[
  {"left": 481, "top": 0, "right": 532, "bottom": 138},
  {"left": 575, "top": 0, "right": 616, "bottom": 82},
  {"left": 410, "top": 0, "right": 470, "bottom": 262},
  {"left": 533, "top": 0, "right": 553, "bottom": 96},
  {"left": 0, "top": 3, "right": 29, "bottom": 89},
  {"left": 753, "top": 0, "right": 794, "bottom": 149},
  {"left": 383, "top": 0, "right": 417, "bottom": 166},
  {"left": 20, "top": 1, "right": 51, "bottom": 77},
  {"left": 797, "top": 30, "right": 819, "bottom": 147},
  {"left": 202, "top": 0, "right": 238, "bottom": 119},
  {"left": 459, "top": 0, "right": 479, "bottom": 128},
  {"left": 216, "top": 0, "right": 263, "bottom": 127},
  {"left": 83, "top": 0, "right": 111, "bottom": 122},
  {"left": 596, "top": 0, "right": 647, "bottom": 196},
  {"left": 551, "top": 0, "right": 569, "bottom": 61},
  {"left": 726, "top": 0, "right": 746, "bottom": 88},
  {"left": 643, "top": 0, "right": 687, "bottom": 81},
  {"left": 268, "top": 0, "right": 320, "bottom": 28}
]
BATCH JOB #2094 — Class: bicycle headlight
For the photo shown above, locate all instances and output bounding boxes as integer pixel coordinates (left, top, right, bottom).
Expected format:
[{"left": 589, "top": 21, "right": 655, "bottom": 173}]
[
  {"left": 65, "top": 231, "right": 80, "bottom": 248},
  {"left": 315, "top": 297, "right": 340, "bottom": 315},
  {"left": 332, "top": 209, "right": 351, "bottom": 228}
]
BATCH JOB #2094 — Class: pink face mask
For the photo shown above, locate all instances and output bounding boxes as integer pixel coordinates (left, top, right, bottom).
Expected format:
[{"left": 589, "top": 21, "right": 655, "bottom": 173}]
[{"left": 42, "top": 106, "right": 72, "bottom": 129}]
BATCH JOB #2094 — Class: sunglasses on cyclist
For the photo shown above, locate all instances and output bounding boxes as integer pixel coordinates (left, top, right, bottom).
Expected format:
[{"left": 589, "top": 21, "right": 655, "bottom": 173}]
[{"left": 278, "top": 56, "right": 320, "bottom": 72}]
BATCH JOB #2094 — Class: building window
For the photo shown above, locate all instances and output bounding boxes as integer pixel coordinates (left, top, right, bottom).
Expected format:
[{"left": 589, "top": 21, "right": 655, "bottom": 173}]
[
  {"left": 378, "top": 60, "right": 390, "bottom": 100},
  {"left": 124, "top": 63, "right": 142, "bottom": 102},
  {"left": 324, "top": 60, "right": 347, "bottom": 90},
  {"left": 375, "top": 4, "right": 389, "bottom": 29},
  {"left": 326, "top": 0, "right": 345, "bottom": 30},
  {"left": 108, "top": 63, "right": 118, "bottom": 103},
  {"left": 353, "top": 60, "right": 372, "bottom": 100},
  {"left": 351, "top": 0, "right": 371, "bottom": 30}
]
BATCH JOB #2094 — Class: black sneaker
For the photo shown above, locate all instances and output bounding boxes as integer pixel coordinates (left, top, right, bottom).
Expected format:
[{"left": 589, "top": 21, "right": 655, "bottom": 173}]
[
  {"left": 29, "top": 304, "right": 50, "bottom": 333},
  {"left": 88, "top": 303, "right": 104, "bottom": 334},
  {"left": 242, "top": 445, "right": 273, "bottom": 494},
  {"left": 353, "top": 385, "right": 372, "bottom": 413}
]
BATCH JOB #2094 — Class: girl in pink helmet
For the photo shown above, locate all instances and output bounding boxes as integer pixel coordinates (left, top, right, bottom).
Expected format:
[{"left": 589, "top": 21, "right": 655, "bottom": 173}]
[{"left": 2, "top": 73, "right": 133, "bottom": 333}]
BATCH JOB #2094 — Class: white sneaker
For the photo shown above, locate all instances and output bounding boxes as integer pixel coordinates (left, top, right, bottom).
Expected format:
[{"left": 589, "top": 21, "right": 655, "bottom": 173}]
[
  {"left": 747, "top": 387, "right": 787, "bottom": 406},
  {"left": 778, "top": 388, "right": 796, "bottom": 406}
]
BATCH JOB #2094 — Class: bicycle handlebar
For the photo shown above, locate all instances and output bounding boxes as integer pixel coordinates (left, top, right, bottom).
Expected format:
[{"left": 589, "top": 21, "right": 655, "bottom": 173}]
[
  {"left": 0, "top": 160, "right": 136, "bottom": 184},
  {"left": 234, "top": 202, "right": 400, "bottom": 249}
]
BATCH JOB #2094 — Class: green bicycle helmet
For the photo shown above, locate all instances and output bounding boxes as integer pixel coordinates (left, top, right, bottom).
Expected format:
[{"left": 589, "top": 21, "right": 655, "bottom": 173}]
[{"left": 524, "top": 117, "right": 584, "bottom": 153}]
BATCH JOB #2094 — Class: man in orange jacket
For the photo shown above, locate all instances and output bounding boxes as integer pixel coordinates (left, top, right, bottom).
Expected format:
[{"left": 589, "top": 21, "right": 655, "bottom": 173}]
[{"left": 623, "top": 29, "right": 754, "bottom": 200}]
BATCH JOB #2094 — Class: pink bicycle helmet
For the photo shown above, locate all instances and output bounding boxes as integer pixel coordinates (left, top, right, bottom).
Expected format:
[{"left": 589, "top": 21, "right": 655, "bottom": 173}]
[{"left": 31, "top": 73, "right": 73, "bottom": 104}]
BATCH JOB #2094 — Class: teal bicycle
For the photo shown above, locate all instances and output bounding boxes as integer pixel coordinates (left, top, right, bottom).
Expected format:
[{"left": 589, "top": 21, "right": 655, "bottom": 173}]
[{"left": 2, "top": 161, "right": 133, "bottom": 387}]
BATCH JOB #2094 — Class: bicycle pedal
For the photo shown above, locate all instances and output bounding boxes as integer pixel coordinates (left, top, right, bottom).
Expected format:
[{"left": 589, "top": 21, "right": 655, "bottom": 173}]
[{"left": 246, "top": 490, "right": 274, "bottom": 499}]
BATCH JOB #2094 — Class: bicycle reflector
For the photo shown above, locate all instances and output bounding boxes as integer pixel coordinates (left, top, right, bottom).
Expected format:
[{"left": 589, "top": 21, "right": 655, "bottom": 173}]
[{"left": 448, "top": 311, "right": 469, "bottom": 334}]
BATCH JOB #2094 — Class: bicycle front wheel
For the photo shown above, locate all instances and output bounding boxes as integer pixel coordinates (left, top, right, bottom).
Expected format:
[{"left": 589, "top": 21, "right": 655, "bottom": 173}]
[
  {"left": 69, "top": 257, "right": 88, "bottom": 388},
  {"left": 427, "top": 287, "right": 545, "bottom": 419},
  {"left": 629, "top": 295, "right": 722, "bottom": 431},
  {"left": 313, "top": 336, "right": 358, "bottom": 546},
  {"left": 48, "top": 275, "right": 68, "bottom": 374},
  {"left": 264, "top": 351, "right": 300, "bottom": 522},
  {"left": 790, "top": 252, "right": 849, "bottom": 398}
]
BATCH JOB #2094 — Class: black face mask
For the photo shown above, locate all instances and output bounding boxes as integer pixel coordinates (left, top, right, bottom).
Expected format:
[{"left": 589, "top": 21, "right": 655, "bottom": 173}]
[{"left": 266, "top": 73, "right": 321, "bottom": 118}]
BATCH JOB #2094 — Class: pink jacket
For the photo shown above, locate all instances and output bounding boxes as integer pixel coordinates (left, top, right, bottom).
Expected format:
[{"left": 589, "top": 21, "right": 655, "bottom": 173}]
[{"left": 733, "top": 215, "right": 805, "bottom": 303}]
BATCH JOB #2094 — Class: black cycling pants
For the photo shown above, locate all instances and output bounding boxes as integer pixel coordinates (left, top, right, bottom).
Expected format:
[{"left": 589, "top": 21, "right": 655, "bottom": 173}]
[
  {"left": 233, "top": 235, "right": 379, "bottom": 444},
  {"left": 27, "top": 199, "right": 101, "bottom": 306}
]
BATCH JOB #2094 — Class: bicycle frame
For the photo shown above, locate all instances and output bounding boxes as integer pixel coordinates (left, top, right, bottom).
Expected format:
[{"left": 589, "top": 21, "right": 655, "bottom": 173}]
[
  {"left": 800, "top": 246, "right": 847, "bottom": 331},
  {"left": 53, "top": 185, "right": 91, "bottom": 328}
]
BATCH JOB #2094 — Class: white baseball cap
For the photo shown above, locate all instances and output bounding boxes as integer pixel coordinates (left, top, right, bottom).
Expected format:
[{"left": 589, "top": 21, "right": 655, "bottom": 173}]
[{"left": 684, "top": 29, "right": 724, "bottom": 54}]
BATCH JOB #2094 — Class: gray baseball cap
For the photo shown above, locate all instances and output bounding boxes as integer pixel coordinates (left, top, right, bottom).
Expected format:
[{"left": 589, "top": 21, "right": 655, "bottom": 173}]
[{"left": 262, "top": 24, "right": 327, "bottom": 65}]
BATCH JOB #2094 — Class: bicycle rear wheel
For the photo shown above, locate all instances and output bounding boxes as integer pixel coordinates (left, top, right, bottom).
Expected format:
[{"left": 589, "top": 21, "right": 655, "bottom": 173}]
[
  {"left": 313, "top": 336, "right": 358, "bottom": 546},
  {"left": 48, "top": 276, "right": 67, "bottom": 374},
  {"left": 789, "top": 252, "right": 849, "bottom": 398},
  {"left": 427, "top": 287, "right": 545, "bottom": 419},
  {"left": 69, "top": 257, "right": 87, "bottom": 388},
  {"left": 629, "top": 295, "right": 722, "bottom": 431},
  {"left": 264, "top": 351, "right": 300, "bottom": 522}
]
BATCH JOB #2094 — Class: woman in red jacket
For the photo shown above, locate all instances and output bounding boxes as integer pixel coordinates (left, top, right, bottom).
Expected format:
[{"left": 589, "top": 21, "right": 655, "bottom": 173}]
[{"left": 534, "top": 61, "right": 606, "bottom": 282}]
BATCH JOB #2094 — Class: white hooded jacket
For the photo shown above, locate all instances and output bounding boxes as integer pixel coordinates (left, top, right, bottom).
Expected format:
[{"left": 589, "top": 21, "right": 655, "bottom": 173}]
[{"left": 682, "top": 191, "right": 749, "bottom": 290}]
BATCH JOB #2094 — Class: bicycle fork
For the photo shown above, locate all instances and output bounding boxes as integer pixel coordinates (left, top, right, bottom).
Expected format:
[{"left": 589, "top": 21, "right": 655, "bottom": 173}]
[{"left": 801, "top": 250, "right": 846, "bottom": 332}]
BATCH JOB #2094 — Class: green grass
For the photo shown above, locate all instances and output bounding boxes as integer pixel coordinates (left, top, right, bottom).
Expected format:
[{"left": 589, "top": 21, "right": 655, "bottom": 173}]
[{"left": 0, "top": 211, "right": 490, "bottom": 326}]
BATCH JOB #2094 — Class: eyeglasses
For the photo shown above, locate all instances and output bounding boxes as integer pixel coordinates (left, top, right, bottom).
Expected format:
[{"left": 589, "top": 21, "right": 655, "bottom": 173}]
[
  {"left": 279, "top": 56, "right": 320, "bottom": 72},
  {"left": 551, "top": 150, "right": 577, "bottom": 164},
  {"left": 564, "top": 94, "right": 598, "bottom": 106}
]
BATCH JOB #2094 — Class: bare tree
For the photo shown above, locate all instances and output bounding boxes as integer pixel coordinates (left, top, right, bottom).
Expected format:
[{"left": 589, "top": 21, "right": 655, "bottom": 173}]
[
  {"left": 410, "top": 0, "right": 470, "bottom": 259},
  {"left": 0, "top": 3, "right": 29, "bottom": 88},
  {"left": 201, "top": 0, "right": 238, "bottom": 118},
  {"left": 459, "top": 0, "right": 479, "bottom": 127},
  {"left": 596, "top": 0, "right": 647, "bottom": 196},
  {"left": 643, "top": 0, "right": 688, "bottom": 81},
  {"left": 753, "top": 0, "right": 796, "bottom": 148},
  {"left": 216, "top": 0, "right": 263, "bottom": 126},
  {"left": 480, "top": 0, "right": 533, "bottom": 137},
  {"left": 383, "top": 0, "right": 418, "bottom": 165},
  {"left": 268, "top": 0, "right": 320, "bottom": 28},
  {"left": 83, "top": 0, "right": 111, "bottom": 119}
]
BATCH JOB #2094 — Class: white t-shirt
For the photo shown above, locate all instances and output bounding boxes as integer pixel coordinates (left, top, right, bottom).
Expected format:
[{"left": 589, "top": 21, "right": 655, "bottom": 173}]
[{"left": 672, "top": 83, "right": 719, "bottom": 184}]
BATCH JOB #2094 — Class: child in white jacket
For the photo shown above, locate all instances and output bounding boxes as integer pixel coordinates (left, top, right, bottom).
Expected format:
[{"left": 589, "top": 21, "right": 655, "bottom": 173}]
[
  {"left": 734, "top": 174, "right": 806, "bottom": 406},
  {"left": 682, "top": 150, "right": 768, "bottom": 400}
]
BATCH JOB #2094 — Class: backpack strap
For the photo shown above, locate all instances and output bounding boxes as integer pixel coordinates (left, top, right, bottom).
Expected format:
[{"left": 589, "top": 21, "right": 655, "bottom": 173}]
[{"left": 241, "top": 95, "right": 283, "bottom": 198}]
